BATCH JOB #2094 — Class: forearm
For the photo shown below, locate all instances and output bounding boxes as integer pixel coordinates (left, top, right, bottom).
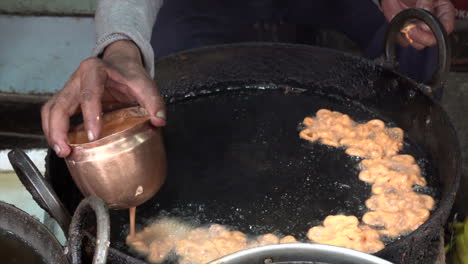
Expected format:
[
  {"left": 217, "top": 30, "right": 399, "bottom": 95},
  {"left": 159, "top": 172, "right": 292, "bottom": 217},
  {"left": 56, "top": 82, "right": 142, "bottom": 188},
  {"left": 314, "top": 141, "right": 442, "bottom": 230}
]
[
  {"left": 93, "top": 0, "right": 163, "bottom": 77},
  {"left": 102, "top": 40, "right": 142, "bottom": 65}
]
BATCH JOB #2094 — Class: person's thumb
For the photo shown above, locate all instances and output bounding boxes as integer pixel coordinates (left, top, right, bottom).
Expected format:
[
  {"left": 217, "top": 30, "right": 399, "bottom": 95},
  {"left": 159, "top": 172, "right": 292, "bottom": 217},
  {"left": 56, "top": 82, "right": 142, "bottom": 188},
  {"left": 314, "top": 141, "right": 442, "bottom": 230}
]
[
  {"left": 381, "top": 0, "right": 405, "bottom": 22},
  {"left": 127, "top": 77, "right": 166, "bottom": 127}
]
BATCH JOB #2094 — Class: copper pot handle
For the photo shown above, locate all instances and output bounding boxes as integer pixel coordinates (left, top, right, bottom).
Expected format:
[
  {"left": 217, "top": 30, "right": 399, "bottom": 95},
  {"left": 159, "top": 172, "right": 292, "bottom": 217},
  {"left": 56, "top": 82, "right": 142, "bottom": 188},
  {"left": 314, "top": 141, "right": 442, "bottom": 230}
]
[{"left": 68, "top": 196, "right": 110, "bottom": 264}]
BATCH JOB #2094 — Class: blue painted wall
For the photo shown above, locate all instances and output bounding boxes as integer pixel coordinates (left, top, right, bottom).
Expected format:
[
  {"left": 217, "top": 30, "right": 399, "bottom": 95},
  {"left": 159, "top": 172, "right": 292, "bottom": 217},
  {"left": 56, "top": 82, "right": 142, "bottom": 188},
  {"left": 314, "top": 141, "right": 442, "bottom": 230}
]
[
  {"left": 0, "top": 16, "right": 95, "bottom": 94},
  {"left": 0, "top": 0, "right": 96, "bottom": 16}
]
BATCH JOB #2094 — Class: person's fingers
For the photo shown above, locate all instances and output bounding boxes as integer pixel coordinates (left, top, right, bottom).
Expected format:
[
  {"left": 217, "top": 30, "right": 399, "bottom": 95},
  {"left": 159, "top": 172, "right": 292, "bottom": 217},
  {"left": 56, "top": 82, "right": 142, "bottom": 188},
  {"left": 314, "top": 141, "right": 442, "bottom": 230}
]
[
  {"left": 419, "top": 23, "right": 431, "bottom": 32},
  {"left": 407, "top": 26, "right": 437, "bottom": 47},
  {"left": 397, "top": 33, "right": 411, "bottom": 47},
  {"left": 79, "top": 58, "right": 106, "bottom": 141},
  {"left": 416, "top": 0, "right": 434, "bottom": 11},
  {"left": 49, "top": 95, "right": 79, "bottom": 157},
  {"left": 434, "top": 0, "right": 456, "bottom": 34},
  {"left": 438, "top": 12, "right": 455, "bottom": 35},
  {"left": 49, "top": 107, "right": 73, "bottom": 157},
  {"left": 410, "top": 40, "right": 427, "bottom": 50},
  {"left": 40, "top": 96, "right": 56, "bottom": 143},
  {"left": 401, "top": 0, "right": 454, "bottom": 49},
  {"left": 128, "top": 78, "right": 166, "bottom": 127},
  {"left": 100, "top": 78, "right": 136, "bottom": 111},
  {"left": 106, "top": 67, "right": 167, "bottom": 127},
  {"left": 381, "top": 0, "right": 406, "bottom": 22},
  {"left": 48, "top": 79, "right": 80, "bottom": 157}
]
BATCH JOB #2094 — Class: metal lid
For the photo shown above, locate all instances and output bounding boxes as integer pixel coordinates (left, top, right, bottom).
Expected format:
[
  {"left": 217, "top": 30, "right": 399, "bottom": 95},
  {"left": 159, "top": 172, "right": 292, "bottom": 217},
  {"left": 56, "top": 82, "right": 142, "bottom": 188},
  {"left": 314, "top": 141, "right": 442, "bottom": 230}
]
[{"left": 210, "top": 243, "right": 392, "bottom": 264}]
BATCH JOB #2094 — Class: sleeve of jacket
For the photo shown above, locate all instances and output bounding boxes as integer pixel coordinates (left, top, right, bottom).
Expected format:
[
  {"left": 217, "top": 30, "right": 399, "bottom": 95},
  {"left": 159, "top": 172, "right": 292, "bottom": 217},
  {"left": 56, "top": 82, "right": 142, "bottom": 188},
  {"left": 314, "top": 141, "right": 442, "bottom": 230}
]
[{"left": 92, "top": 0, "right": 163, "bottom": 77}]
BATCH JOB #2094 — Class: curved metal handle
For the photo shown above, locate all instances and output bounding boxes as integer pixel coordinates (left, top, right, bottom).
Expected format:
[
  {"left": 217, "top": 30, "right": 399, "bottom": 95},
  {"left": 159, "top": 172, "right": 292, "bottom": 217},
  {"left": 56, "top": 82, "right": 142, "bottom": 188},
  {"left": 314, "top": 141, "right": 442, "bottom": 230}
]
[
  {"left": 384, "top": 8, "right": 450, "bottom": 99},
  {"left": 68, "top": 196, "right": 110, "bottom": 264},
  {"left": 7, "top": 148, "right": 71, "bottom": 233}
]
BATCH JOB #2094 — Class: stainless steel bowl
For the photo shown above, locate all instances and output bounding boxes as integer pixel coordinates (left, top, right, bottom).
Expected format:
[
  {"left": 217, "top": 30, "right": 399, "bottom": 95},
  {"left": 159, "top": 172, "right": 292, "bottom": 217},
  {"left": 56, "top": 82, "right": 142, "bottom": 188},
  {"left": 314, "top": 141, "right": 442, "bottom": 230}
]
[
  {"left": 66, "top": 106, "right": 167, "bottom": 209},
  {"left": 210, "top": 243, "right": 392, "bottom": 264}
]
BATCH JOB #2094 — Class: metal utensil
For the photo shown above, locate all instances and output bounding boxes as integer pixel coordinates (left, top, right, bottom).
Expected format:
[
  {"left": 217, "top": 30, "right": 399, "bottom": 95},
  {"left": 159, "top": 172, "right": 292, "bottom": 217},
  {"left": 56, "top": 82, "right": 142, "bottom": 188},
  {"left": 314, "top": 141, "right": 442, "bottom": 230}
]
[
  {"left": 66, "top": 106, "right": 167, "bottom": 209},
  {"left": 211, "top": 243, "right": 393, "bottom": 264},
  {"left": 8, "top": 148, "right": 140, "bottom": 264}
]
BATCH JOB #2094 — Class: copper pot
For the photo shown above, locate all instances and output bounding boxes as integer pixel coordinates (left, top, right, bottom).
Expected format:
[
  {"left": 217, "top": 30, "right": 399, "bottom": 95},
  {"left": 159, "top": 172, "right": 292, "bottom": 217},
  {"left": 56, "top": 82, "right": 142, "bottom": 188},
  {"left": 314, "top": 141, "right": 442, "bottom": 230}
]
[{"left": 66, "top": 106, "right": 166, "bottom": 209}]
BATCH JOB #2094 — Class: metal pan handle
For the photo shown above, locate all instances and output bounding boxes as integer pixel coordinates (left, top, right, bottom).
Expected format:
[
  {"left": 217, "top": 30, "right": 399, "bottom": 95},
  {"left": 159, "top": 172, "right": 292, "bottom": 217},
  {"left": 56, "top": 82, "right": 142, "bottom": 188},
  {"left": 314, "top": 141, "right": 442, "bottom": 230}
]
[
  {"left": 8, "top": 149, "right": 71, "bottom": 234},
  {"left": 68, "top": 196, "right": 110, "bottom": 264},
  {"left": 384, "top": 8, "right": 450, "bottom": 99}
]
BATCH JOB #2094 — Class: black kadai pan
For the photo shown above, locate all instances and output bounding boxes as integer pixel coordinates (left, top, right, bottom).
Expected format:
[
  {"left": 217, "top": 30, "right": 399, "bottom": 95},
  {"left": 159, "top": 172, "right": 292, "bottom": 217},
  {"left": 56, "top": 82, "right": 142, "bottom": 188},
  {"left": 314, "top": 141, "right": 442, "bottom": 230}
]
[{"left": 15, "top": 9, "right": 460, "bottom": 264}]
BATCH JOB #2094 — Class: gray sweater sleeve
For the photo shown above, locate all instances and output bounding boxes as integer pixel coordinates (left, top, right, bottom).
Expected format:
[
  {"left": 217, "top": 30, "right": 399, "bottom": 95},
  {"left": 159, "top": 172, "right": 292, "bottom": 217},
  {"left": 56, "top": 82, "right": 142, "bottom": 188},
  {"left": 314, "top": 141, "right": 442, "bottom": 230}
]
[{"left": 92, "top": 0, "right": 163, "bottom": 77}]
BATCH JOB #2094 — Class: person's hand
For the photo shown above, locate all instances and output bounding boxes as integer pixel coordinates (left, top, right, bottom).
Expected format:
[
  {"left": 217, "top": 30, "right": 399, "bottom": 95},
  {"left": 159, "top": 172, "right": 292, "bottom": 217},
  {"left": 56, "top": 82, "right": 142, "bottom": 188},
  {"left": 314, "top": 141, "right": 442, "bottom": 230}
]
[
  {"left": 381, "top": 0, "right": 456, "bottom": 50},
  {"left": 41, "top": 40, "right": 166, "bottom": 157}
]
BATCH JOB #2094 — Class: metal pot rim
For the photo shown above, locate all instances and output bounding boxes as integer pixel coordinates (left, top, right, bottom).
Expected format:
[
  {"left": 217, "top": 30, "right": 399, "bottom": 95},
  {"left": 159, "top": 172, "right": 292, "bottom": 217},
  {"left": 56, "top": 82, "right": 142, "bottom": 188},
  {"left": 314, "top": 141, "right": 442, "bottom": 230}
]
[
  {"left": 0, "top": 201, "right": 68, "bottom": 263},
  {"left": 68, "top": 106, "right": 150, "bottom": 149},
  {"left": 210, "top": 243, "right": 393, "bottom": 264}
]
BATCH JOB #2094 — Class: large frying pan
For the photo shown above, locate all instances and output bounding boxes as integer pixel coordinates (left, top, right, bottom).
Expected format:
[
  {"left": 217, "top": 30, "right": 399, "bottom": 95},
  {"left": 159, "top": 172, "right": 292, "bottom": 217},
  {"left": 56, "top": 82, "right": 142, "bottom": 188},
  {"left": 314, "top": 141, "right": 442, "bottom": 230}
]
[
  {"left": 0, "top": 202, "right": 67, "bottom": 264},
  {"left": 13, "top": 9, "right": 460, "bottom": 264},
  {"left": 0, "top": 168, "right": 111, "bottom": 264}
]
